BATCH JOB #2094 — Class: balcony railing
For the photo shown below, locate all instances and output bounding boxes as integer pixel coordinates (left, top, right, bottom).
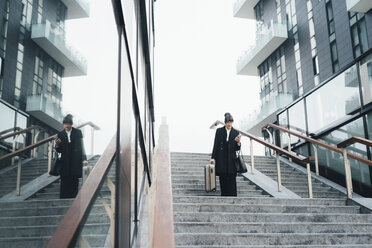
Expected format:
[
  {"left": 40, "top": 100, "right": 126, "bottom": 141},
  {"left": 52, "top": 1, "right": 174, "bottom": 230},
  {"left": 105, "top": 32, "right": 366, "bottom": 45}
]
[
  {"left": 243, "top": 93, "right": 293, "bottom": 136},
  {"left": 233, "top": 0, "right": 259, "bottom": 19},
  {"left": 26, "top": 95, "right": 63, "bottom": 130},
  {"left": 31, "top": 21, "right": 87, "bottom": 77},
  {"left": 346, "top": 0, "right": 372, "bottom": 13},
  {"left": 237, "top": 20, "right": 288, "bottom": 76},
  {"left": 61, "top": 0, "right": 90, "bottom": 19}
]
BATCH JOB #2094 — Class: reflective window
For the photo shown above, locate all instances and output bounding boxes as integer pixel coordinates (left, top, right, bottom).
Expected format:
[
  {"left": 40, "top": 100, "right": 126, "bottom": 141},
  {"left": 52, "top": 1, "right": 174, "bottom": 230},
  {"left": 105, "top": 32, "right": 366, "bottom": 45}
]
[
  {"left": 349, "top": 12, "right": 368, "bottom": 58},
  {"left": 278, "top": 110, "right": 288, "bottom": 148},
  {"left": 0, "top": 101, "right": 16, "bottom": 144},
  {"left": 319, "top": 118, "right": 370, "bottom": 187},
  {"left": 306, "top": 65, "right": 361, "bottom": 134},
  {"left": 359, "top": 53, "right": 372, "bottom": 105},
  {"left": 288, "top": 99, "right": 306, "bottom": 133}
]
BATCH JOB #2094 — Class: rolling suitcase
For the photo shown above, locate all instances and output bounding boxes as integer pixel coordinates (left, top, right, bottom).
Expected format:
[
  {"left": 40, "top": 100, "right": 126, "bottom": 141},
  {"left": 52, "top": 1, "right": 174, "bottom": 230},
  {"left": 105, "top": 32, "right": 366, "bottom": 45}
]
[{"left": 204, "top": 164, "right": 216, "bottom": 192}]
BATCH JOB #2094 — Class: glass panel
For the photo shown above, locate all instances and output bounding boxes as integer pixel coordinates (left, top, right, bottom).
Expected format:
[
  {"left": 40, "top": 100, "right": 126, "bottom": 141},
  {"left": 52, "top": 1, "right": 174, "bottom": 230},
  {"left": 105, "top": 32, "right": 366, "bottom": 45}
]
[
  {"left": 278, "top": 110, "right": 288, "bottom": 148},
  {"left": 319, "top": 117, "right": 370, "bottom": 187},
  {"left": 288, "top": 99, "right": 306, "bottom": 134},
  {"left": 0, "top": 101, "right": 16, "bottom": 144},
  {"left": 359, "top": 19, "right": 368, "bottom": 53},
  {"left": 359, "top": 54, "right": 372, "bottom": 105},
  {"left": 306, "top": 65, "right": 361, "bottom": 134}
]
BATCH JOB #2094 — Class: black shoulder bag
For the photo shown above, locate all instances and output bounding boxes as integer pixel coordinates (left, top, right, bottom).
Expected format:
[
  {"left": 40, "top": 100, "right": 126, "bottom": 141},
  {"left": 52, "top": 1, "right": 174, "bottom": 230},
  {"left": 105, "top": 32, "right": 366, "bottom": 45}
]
[
  {"left": 235, "top": 149, "right": 247, "bottom": 173},
  {"left": 49, "top": 151, "right": 62, "bottom": 176}
]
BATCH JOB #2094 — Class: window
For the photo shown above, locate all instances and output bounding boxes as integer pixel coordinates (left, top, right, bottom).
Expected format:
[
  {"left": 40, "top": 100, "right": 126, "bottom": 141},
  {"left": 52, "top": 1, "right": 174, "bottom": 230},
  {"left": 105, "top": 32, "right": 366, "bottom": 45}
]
[
  {"left": 259, "top": 59, "right": 273, "bottom": 102},
  {"left": 325, "top": 0, "right": 339, "bottom": 73},
  {"left": 56, "top": 1, "right": 67, "bottom": 36},
  {"left": 0, "top": 57, "right": 3, "bottom": 77},
  {"left": 254, "top": 1, "right": 264, "bottom": 22},
  {"left": 349, "top": 12, "right": 368, "bottom": 58},
  {"left": 276, "top": 47, "right": 287, "bottom": 93},
  {"left": 330, "top": 41, "right": 339, "bottom": 72}
]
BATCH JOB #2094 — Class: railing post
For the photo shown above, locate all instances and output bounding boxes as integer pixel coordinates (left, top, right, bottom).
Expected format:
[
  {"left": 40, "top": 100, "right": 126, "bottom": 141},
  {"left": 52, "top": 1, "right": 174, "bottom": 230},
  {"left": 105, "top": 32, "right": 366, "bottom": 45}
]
[
  {"left": 276, "top": 153, "right": 282, "bottom": 192},
  {"left": 312, "top": 144, "right": 319, "bottom": 176},
  {"left": 284, "top": 132, "right": 292, "bottom": 163},
  {"left": 306, "top": 163, "right": 313, "bottom": 198},
  {"left": 12, "top": 134, "right": 20, "bottom": 165},
  {"left": 16, "top": 158, "right": 22, "bottom": 196},
  {"left": 342, "top": 148, "right": 353, "bottom": 198},
  {"left": 48, "top": 141, "right": 53, "bottom": 173},
  {"left": 33, "top": 129, "right": 41, "bottom": 158},
  {"left": 250, "top": 138, "right": 255, "bottom": 175}
]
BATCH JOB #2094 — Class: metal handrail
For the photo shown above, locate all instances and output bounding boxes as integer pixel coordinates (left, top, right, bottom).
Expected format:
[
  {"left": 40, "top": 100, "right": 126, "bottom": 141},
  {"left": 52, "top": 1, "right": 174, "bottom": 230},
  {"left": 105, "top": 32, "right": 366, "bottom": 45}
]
[
  {"left": 263, "top": 123, "right": 372, "bottom": 166},
  {"left": 263, "top": 123, "right": 372, "bottom": 198},
  {"left": 0, "top": 127, "right": 22, "bottom": 137},
  {"left": 337, "top": 136, "right": 372, "bottom": 148},
  {"left": 0, "top": 125, "right": 41, "bottom": 141},
  {"left": 76, "top": 121, "right": 101, "bottom": 155},
  {"left": 211, "top": 120, "right": 315, "bottom": 197},
  {"left": 0, "top": 134, "right": 56, "bottom": 196},
  {"left": 46, "top": 135, "right": 116, "bottom": 248}
]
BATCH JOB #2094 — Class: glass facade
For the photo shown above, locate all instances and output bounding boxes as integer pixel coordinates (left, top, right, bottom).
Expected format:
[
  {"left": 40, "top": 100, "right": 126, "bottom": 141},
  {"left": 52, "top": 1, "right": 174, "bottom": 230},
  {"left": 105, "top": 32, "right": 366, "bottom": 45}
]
[
  {"left": 276, "top": 55, "right": 372, "bottom": 195},
  {"left": 306, "top": 65, "right": 360, "bottom": 134},
  {"left": 0, "top": 100, "right": 28, "bottom": 145}
]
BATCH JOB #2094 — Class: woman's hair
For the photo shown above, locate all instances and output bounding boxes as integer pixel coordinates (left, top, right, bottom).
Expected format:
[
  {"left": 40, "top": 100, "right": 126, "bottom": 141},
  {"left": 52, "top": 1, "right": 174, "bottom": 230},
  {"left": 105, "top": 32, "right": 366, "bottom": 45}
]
[
  {"left": 224, "top": 112, "right": 234, "bottom": 123},
  {"left": 63, "top": 114, "right": 73, "bottom": 125}
]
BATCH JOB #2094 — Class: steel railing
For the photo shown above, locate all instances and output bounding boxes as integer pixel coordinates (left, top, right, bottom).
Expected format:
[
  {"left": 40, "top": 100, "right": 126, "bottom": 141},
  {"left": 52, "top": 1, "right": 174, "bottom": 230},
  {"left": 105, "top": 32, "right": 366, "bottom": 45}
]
[
  {"left": 0, "top": 125, "right": 45, "bottom": 163},
  {"left": 0, "top": 134, "right": 56, "bottom": 196},
  {"left": 211, "top": 120, "right": 315, "bottom": 197},
  {"left": 263, "top": 123, "right": 372, "bottom": 198}
]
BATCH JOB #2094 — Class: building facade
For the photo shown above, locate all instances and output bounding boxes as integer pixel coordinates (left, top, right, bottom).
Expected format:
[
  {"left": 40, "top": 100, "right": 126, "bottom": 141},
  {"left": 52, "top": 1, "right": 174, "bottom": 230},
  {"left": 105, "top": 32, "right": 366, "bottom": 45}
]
[
  {"left": 0, "top": 0, "right": 89, "bottom": 156},
  {"left": 235, "top": 0, "right": 372, "bottom": 196}
]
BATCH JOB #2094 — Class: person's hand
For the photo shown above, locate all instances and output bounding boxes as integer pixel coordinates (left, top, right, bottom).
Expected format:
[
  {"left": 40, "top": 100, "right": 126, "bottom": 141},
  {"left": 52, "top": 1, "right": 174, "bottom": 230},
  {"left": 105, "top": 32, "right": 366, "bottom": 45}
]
[
  {"left": 210, "top": 159, "right": 215, "bottom": 164},
  {"left": 235, "top": 135, "right": 241, "bottom": 145},
  {"left": 55, "top": 138, "right": 61, "bottom": 147},
  {"left": 83, "top": 160, "right": 88, "bottom": 165}
]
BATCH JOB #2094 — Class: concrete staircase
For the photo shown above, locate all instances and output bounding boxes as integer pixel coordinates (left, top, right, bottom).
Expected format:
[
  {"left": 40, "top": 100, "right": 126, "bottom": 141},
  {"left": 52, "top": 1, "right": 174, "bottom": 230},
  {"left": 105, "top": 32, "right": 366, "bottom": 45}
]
[
  {"left": 0, "top": 156, "right": 114, "bottom": 248},
  {"left": 251, "top": 155, "right": 344, "bottom": 198},
  {"left": 171, "top": 152, "right": 372, "bottom": 247},
  {"left": 0, "top": 158, "right": 48, "bottom": 198}
]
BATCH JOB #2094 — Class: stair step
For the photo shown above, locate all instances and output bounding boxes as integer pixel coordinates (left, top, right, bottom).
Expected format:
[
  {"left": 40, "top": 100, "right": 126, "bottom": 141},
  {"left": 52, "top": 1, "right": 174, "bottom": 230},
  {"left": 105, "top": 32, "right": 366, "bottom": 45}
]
[
  {"left": 173, "top": 203, "right": 360, "bottom": 214},
  {"left": 174, "top": 222, "right": 372, "bottom": 234},
  {"left": 174, "top": 233, "right": 372, "bottom": 246}
]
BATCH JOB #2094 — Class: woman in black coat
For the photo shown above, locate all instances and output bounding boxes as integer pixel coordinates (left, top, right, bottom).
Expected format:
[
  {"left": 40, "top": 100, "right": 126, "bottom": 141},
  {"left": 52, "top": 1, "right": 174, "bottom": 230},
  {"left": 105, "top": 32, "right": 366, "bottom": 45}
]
[
  {"left": 55, "top": 114, "right": 87, "bottom": 198},
  {"left": 210, "top": 113, "right": 241, "bottom": 196}
]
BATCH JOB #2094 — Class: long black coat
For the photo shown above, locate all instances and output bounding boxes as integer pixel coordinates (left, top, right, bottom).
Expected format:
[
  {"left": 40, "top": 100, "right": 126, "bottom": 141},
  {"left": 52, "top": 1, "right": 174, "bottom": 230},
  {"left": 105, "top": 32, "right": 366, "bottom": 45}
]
[
  {"left": 211, "top": 127, "right": 241, "bottom": 176},
  {"left": 56, "top": 128, "right": 87, "bottom": 178}
]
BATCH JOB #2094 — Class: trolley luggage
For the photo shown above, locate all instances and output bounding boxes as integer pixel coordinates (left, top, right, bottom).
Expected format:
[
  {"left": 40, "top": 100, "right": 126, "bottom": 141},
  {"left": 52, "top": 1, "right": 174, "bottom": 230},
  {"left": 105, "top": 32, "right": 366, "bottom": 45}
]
[{"left": 204, "top": 164, "right": 216, "bottom": 192}]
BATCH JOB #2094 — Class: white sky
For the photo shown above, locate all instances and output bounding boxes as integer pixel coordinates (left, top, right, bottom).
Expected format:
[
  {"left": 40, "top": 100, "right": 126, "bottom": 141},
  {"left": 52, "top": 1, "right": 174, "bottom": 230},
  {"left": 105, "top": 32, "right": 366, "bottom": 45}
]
[{"left": 63, "top": 0, "right": 262, "bottom": 155}]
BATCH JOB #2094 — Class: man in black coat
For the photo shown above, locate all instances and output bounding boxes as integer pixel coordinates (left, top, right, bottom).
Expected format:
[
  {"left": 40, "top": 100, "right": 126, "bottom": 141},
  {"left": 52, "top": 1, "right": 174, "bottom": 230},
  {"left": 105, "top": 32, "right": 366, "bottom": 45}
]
[
  {"left": 211, "top": 113, "right": 241, "bottom": 196},
  {"left": 55, "top": 114, "right": 87, "bottom": 198}
]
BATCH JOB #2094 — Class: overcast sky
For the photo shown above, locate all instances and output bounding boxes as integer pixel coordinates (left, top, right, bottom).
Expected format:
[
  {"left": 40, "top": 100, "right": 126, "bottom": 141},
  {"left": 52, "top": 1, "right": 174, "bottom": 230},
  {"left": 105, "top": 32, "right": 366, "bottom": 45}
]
[{"left": 63, "top": 0, "right": 262, "bottom": 155}]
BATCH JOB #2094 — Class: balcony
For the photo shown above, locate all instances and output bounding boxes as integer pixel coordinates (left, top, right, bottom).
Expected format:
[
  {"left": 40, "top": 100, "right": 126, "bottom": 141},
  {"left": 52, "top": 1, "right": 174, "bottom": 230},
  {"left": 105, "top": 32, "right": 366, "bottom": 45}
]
[
  {"left": 237, "top": 21, "right": 288, "bottom": 76},
  {"left": 346, "top": 0, "right": 372, "bottom": 13},
  {"left": 244, "top": 93, "right": 293, "bottom": 136},
  {"left": 26, "top": 95, "right": 63, "bottom": 131},
  {"left": 61, "top": 0, "right": 90, "bottom": 19},
  {"left": 31, "top": 21, "right": 87, "bottom": 77},
  {"left": 233, "top": 0, "right": 259, "bottom": 19}
]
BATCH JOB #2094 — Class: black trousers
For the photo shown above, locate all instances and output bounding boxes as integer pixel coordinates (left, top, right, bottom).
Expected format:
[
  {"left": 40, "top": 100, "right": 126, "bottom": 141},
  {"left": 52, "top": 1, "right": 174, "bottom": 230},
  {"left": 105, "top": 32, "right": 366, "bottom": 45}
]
[
  {"left": 60, "top": 176, "right": 79, "bottom": 199},
  {"left": 219, "top": 175, "right": 237, "bottom": 196}
]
